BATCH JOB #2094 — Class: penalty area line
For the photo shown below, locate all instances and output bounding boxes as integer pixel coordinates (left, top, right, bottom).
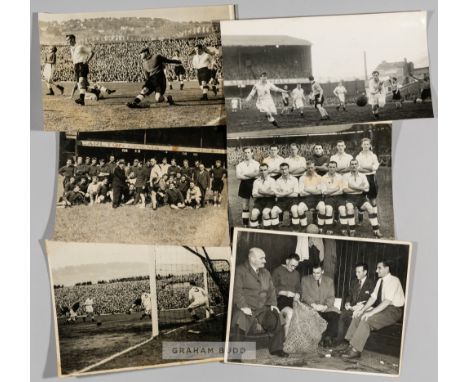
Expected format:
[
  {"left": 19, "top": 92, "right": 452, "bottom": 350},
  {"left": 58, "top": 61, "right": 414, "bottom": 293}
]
[
  {"left": 162, "top": 313, "right": 225, "bottom": 336},
  {"left": 75, "top": 336, "right": 154, "bottom": 374}
]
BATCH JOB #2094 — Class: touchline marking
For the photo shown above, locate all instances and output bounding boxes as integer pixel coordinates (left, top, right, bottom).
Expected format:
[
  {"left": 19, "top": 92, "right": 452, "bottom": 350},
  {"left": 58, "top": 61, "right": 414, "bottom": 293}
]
[{"left": 75, "top": 337, "right": 154, "bottom": 374}]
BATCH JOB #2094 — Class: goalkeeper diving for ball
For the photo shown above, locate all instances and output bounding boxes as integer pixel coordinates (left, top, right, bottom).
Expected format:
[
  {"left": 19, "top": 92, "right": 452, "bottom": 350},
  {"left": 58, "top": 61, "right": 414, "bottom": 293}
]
[{"left": 187, "top": 281, "right": 214, "bottom": 321}]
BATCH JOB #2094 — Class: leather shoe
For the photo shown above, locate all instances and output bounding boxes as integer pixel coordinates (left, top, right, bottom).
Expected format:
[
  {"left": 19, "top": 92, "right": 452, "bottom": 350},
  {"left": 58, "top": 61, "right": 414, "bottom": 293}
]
[
  {"left": 270, "top": 350, "right": 289, "bottom": 358},
  {"left": 341, "top": 348, "right": 361, "bottom": 360},
  {"left": 334, "top": 342, "right": 351, "bottom": 352}
]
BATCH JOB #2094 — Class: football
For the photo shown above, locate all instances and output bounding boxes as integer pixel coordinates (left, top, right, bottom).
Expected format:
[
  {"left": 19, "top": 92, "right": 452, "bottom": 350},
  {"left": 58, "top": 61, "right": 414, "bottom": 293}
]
[{"left": 356, "top": 94, "right": 368, "bottom": 107}]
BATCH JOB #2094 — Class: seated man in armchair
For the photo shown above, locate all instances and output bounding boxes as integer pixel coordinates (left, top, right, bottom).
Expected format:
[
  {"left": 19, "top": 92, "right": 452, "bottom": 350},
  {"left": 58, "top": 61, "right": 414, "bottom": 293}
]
[{"left": 231, "top": 247, "right": 288, "bottom": 358}]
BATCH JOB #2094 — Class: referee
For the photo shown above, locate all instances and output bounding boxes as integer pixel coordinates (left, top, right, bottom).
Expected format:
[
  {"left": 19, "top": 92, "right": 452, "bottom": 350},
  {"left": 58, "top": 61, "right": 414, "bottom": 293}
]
[{"left": 66, "top": 34, "right": 94, "bottom": 106}]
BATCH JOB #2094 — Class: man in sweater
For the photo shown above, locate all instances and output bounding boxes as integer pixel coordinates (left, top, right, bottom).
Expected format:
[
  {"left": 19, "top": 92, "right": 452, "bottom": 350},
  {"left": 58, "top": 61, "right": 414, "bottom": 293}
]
[{"left": 271, "top": 253, "right": 301, "bottom": 337}]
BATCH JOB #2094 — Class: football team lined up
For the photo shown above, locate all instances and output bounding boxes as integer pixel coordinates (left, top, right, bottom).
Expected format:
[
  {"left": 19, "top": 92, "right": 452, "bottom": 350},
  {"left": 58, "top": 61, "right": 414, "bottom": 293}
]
[
  {"left": 235, "top": 138, "right": 384, "bottom": 238},
  {"left": 42, "top": 34, "right": 221, "bottom": 106},
  {"left": 57, "top": 155, "right": 227, "bottom": 210},
  {"left": 243, "top": 71, "right": 431, "bottom": 128}
]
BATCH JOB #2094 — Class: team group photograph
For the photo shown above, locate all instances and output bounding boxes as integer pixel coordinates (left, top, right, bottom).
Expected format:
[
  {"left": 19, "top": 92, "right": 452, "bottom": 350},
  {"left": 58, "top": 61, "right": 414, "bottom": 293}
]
[
  {"left": 38, "top": 5, "right": 235, "bottom": 132},
  {"left": 221, "top": 11, "right": 433, "bottom": 135},
  {"left": 54, "top": 127, "right": 229, "bottom": 247},
  {"left": 226, "top": 229, "right": 411, "bottom": 376},
  {"left": 227, "top": 123, "right": 394, "bottom": 239}
]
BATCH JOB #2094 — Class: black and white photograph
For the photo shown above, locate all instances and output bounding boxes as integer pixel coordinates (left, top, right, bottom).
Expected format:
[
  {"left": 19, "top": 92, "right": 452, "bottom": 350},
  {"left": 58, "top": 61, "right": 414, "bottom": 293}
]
[
  {"left": 227, "top": 123, "right": 394, "bottom": 239},
  {"left": 38, "top": 5, "right": 235, "bottom": 132},
  {"left": 221, "top": 11, "right": 433, "bottom": 135},
  {"left": 224, "top": 228, "right": 411, "bottom": 376},
  {"left": 54, "top": 126, "right": 229, "bottom": 246},
  {"left": 46, "top": 241, "right": 230, "bottom": 376}
]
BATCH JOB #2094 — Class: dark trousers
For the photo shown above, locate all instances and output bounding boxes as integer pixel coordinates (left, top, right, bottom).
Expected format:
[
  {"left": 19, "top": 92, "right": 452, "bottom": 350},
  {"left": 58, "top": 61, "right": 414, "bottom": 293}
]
[
  {"left": 336, "top": 309, "right": 353, "bottom": 343},
  {"left": 319, "top": 311, "right": 340, "bottom": 339},
  {"left": 200, "top": 186, "right": 207, "bottom": 206},
  {"left": 231, "top": 307, "right": 285, "bottom": 354},
  {"left": 112, "top": 185, "right": 127, "bottom": 207}
]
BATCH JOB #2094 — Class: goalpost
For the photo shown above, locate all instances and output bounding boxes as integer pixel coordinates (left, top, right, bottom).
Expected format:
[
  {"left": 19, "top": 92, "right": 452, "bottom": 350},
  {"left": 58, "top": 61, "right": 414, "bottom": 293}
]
[{"left": 148, "top": 247, "right": 230, "bottom": 337}]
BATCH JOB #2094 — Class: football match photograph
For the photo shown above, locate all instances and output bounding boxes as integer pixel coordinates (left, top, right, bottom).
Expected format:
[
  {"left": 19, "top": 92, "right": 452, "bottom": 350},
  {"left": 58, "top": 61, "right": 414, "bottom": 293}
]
[
  {"left": 221, "top": 11, "right": 433, "bottom": 135},
  {"left": 46, "top": 241, "right": 231, "bottom": 376},
  {"left": 54, "top": 126, "right": 229, "bottom": 247},
  {"left": 38, "top": 5, "right": 235, "bottom": 132},
  {"left": 225, "top": 228, "right": 412, "bottom": 376},
  {"left": 227, "top": 123, "right": 394, "bottom": 240}
]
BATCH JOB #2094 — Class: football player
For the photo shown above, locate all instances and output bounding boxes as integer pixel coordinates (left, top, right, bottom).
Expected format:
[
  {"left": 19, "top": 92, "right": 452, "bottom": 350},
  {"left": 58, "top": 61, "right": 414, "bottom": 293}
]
[
  {"left": 236, "top": 147, "right": 260, "bottom": 226},
  {"left": 309, "top": 76, "right": 330, "bottom": 120},
  {"left": 245, "top": 72, "right": 288, "bottom": 127},
  {"left": 250, "top": 163, "right": 276, "bottom": 228},
  {"left": 333, "top": 81, "right": 347, "bottom": 111},
  {"left": 43, "top": 46, "right": 64, "bottom": 96},
  {"left": 127, "top": 47, "right": 180, "bottom": 108},
  {"left": 187, "top": 281, "right": 214, "bottom": 320},
  {"left": 367, "top": 70, "right": 386, "bottom": 119}
]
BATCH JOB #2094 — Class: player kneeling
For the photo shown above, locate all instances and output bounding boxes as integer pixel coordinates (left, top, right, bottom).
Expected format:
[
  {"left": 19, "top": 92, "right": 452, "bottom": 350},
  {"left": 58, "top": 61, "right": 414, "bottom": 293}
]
[
  {"left": 342, "top": 159, "right": 383, "bottom": 238},
  {"left": 270, "top": 163, "right": 300, "bottom": 229},
  {"left": 250, "top": 163, "right": 276, "bottom": 228},
  {"left": 187, "top": 281, "right": 214, "bottom": 321},
  {"left": 127, "top": 47, "right": 180, "bottom": 108},
  {"left": 297, "top": 161, "right": 326, "bottom": 231}
]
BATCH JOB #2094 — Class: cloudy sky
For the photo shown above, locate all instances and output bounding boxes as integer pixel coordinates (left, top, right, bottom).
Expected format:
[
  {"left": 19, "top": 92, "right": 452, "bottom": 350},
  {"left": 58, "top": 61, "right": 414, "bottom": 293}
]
[
  {"left": 221, "top": 11, "right": 429, "bottom": 81},
  {"left": 39, "top": 5, "right": 234, "bottom": 23},
  {"left": 47, "top": 242, "right": 230, "bottom": 286}
]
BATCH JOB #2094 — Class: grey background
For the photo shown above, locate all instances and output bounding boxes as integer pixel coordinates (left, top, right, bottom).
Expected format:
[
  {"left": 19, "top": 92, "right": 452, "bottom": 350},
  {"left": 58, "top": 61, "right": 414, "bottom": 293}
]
[{"left": 30, "top": 0, "right": 437, "bottom": 381}]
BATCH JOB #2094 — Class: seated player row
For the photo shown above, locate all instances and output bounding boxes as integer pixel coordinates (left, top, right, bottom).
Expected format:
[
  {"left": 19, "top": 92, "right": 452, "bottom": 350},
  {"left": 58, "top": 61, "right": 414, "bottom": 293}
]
[
  {"left": 236, "top": 139, "right": 382, "bottom": 237},
  {"left": 58, "top": 156, "right": 227, "bottom": 209}
]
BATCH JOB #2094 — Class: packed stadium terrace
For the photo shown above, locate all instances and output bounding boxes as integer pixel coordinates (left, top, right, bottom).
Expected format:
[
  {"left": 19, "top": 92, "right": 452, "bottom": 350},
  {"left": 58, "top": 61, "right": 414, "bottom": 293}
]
[
  {"left": 54, "top": 273, "right": 227, "bottom": 316},
  {"left": 227, "top": 143, "right": 392, "bottom": 167},
  {"left": 41, "top": 35, "right": 222, "bottom": 83}
]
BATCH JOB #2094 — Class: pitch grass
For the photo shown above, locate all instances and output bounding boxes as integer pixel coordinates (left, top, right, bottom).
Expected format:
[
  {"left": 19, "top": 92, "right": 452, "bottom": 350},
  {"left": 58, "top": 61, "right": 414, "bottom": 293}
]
[
  {"left": 42, "top": 81, "right": 225, "bottom": 132},
  {"left": 57, "top": 312, "right": 226, "bottom": 375},
  {"left": 53, "top": 175, "right": 229, "bottom": 246},
  {"left": 54, "top": 201, "right": 229, "bottom": 246},
  {"left": 225, "top": 101, "right": 434, "bottom": 135},
  {"left": 227, "top": 167, "right": 394, "bottom": 239}
]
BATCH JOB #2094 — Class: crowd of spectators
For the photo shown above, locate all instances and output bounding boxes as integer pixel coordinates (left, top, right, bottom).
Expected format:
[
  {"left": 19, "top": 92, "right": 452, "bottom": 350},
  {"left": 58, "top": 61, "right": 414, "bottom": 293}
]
[
  {"left": 54, "top": 271, "right": 228, "bottom": 316},
  {"left": 41, "top": 35, "right": 222, "bottom": 83}
]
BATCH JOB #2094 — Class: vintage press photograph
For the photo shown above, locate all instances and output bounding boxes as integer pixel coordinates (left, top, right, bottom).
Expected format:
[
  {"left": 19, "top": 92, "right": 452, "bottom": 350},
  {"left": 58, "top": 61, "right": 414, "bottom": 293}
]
[
  {"left": 227, "top": 123, "right": 394, "bottom": 239},
  {"left": 225, "top": 228, "right": 411, "bottom": 376},
  {"left": 38, "top": 5, "right": 235, "bottom": 131},
  {"left": 54, "top": 126, "right": 228, "bottom": 246},
  {"left": 221, "top": 11, "right": 433, "bottom": 135},
  {"left": 46, "top": 242, "right": 230, "bottom": 376}
]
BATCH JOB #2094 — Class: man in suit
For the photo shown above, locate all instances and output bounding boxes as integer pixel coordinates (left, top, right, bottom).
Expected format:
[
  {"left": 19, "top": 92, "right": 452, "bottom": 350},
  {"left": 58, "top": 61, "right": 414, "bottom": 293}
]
[
  {"left": 341, "top": 260, "right": 405, "bottom": 359},
  {"left": 231, "top": 248, "right": 288, "bottom": 358},
  {"left": 112, "top": 160, "right": 128, "bottom": 208},
  {"left": 336, "top": 263, "right": 375, "bottom": 346},
  {"left": 301, "top": 264, "right": 340, "bottom": 347},
  {"left": 196, "top": 163, "right": 211, "bottom": 207}
]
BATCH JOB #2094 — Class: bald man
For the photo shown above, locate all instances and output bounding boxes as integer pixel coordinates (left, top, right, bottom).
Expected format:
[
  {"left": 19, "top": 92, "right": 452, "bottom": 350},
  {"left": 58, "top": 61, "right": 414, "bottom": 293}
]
[{"left": 231, "top": 248, "right": 288, "bottom": 358}]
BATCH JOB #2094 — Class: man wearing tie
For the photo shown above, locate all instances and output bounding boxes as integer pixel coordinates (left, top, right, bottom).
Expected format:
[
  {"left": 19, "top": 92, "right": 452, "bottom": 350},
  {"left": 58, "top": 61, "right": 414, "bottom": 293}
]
[
  {"left": 336, "top": 263, "right": 375, "bottom": 346},
  {"left": 301, "top": 264, "right": 340, "bottom": 347},
  {"left": 341, "top": 260, "right": 405, "bottom": 359},
  {"left": 231, "top": 248, "right": 288, "bottom": 358}
]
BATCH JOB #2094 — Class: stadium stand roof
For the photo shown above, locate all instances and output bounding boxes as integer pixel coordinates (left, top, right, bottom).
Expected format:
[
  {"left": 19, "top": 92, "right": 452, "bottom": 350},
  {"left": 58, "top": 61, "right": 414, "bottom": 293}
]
[{"left": 222, "top": 35, "right": 311, "bottom": 47}]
